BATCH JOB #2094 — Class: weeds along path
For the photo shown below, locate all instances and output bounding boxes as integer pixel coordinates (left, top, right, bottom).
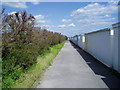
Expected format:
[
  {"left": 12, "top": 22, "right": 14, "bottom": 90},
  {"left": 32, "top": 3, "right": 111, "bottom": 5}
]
[{"left": 10, "top": 41, "right": 65, "bottom": 88}]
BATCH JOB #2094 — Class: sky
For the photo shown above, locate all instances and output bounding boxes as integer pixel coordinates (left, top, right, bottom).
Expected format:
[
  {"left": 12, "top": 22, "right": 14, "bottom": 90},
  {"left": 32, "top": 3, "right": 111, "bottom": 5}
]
[{"left": 1, "top": 1, "right": 119, "bottom": 37}]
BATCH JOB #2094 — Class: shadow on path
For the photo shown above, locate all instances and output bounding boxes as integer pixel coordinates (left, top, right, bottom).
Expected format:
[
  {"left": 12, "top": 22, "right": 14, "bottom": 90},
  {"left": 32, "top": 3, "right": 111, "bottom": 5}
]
[{"left": 70, "top": 41, "right": 120, "bottom": 89}]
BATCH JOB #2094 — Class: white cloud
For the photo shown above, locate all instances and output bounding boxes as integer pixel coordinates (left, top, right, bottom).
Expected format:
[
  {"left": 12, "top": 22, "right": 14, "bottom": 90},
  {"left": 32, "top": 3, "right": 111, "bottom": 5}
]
[
  {"left": 79, "top": 21, "right": 114, "bottom": 34},
  {"left": 34, "top": 14, "right": 45, "bottom": 20},
  {"left": 1, "top": 0, "right": 40, "bottom": 8},
  {"left": 41, "top": 25, "right": 55, "bottom": 29},
  {"left": 58, "top": 23, "right": 76, "bottom": 28},
  {"left": 35, "top": 24, "right": 52, "bottom": 28},
  {"left": 42, "top": 25, "right": 55, "bottom": 28},
  {"left": 68, "top": 23, "right": 76, "bottom": 27},
  {"left": 58, "top": 25, "right": 66, "bottom": 28},
  {"left": 2, "top": 2, "right": 27, "bottom": 8},
  {"left": 8, "top": 11, "right": 17, "bottom": 15},
  {"left": 31, "top": 2, "right": 40, "bottom": 5},
  {"left": 70, "top": 2, "right": 117, "bottom": 31},
  {"left": 60, "top": 2, "right": 118, "bottom": 36},
  {"left": 71, "top": 3, "right": 117, "bottom": 18},
  {"left": 42, "top": 25, "right": 50, "bottom": 27},
  {"left": 62, "top": 19, "right": 71, "bottom": 23},
  {"left": 34, "top": 14, "right": 47, "bottom": 24},
  {"left": 104, "top": 14, "right": 111, "bottom": 17},
  {"left": 77, "top": 17, "right": 115, "bottom": 24},
  {"left": 1, "top": 0, "right": 40, "bottom": 2},
  {"left": 37, "top": 20, "right": 46, "bottom": 23}
]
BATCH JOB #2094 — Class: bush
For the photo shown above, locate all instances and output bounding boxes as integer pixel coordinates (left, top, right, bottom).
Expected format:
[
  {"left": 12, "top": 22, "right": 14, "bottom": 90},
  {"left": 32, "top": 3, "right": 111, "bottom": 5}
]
[{"left": 1, "top": 10, "right": 67, "bottom": 88}]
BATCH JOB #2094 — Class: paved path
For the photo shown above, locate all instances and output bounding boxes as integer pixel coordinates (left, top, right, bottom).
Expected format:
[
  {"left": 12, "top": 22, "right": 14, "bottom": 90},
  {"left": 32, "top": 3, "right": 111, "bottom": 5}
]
[{"left": 37, "top": 41, "right": 120, "bottom": 88}]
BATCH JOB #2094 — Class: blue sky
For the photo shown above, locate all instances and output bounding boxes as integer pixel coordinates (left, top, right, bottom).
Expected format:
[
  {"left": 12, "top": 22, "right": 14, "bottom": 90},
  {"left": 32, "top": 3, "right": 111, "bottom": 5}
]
[{"left": 1, "top": 1, "right": 119, "bottom": 37}]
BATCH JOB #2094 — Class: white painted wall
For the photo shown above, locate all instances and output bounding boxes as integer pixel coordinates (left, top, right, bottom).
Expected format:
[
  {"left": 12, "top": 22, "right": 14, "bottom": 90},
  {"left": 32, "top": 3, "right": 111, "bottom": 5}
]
[
  {"left": 70, "top": 22, "right": 120, "bottom": 73},
  {"left": 118, "top": 4, "right": 120, "bottom": 72},
  {"left": 78, "top": 35, "right": 84, "bottom": 49},
  {"left": 73, "top": 36, "right": 78, "bottom": 45},
  {"left": 112, "top": 23, "right": 120, "bottom": 72},
  {"left": 86, "top": 30, "right": 112, "bottom": 67}
]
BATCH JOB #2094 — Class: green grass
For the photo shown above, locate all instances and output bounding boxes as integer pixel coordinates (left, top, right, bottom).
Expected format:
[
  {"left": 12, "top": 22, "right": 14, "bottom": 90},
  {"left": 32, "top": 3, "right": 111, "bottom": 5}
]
[
  {"left": 10, "top": 41, "right": 65, "bottom": 88},
  {"left": 0, "top": 58, "right": 2, "bottom": 89}
]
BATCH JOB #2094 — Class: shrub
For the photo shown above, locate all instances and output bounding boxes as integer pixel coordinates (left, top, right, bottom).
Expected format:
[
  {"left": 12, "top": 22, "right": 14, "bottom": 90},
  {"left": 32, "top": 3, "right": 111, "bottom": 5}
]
[{"left": 1, "top": 10, "right": 67, "bottom": 88}]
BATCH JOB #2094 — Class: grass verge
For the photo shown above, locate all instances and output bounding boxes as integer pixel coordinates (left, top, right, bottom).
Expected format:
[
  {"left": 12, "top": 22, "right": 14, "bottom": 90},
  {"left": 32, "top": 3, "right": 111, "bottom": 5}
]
[
  {"left": 10, "top": 41, "right": 65, "bottom": 88},
  {"left": 0, "top": 58, "right": 2, "bottom": 89}
]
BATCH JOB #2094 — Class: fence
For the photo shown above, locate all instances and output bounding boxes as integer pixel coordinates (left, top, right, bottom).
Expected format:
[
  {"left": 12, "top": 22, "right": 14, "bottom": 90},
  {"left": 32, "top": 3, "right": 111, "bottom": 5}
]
[{"left": 70, "top": 22, "right": 120, "bottom": 73}]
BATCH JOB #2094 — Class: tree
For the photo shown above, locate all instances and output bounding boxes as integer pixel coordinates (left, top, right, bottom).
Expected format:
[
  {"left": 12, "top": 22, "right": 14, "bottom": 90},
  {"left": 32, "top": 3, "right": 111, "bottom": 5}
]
[{"left": 2, "top": 11, "right": 35, "bottom": 44}]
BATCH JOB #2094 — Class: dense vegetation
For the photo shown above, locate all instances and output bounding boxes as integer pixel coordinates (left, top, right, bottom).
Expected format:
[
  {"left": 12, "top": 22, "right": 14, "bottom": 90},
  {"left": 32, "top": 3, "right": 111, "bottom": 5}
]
[{"left": 1, "top": 10, "right": 67, "bottom": 88}]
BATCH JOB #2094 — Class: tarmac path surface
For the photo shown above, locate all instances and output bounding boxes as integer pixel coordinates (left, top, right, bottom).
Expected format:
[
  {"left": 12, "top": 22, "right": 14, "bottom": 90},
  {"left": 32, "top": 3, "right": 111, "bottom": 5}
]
[{"left": 37, "top": 41, "right": 120, "bottom": 88}]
